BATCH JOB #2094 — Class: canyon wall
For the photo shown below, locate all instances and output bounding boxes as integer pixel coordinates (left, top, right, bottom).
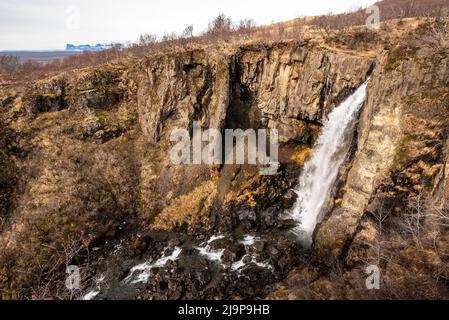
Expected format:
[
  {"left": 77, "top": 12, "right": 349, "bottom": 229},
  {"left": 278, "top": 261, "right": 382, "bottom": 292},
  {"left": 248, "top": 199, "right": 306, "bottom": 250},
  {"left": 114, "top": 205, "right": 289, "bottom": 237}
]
[{"left": 0, "top": 19, "right": 448, "bottom": 299}]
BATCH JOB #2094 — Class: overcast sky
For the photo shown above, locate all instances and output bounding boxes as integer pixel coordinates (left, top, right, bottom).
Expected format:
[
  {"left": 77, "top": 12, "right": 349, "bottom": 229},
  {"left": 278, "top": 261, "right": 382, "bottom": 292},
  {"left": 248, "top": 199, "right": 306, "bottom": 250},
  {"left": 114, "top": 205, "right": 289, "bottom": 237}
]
[{"left": 0, "top": 0, "right": 377, "bottom": 50}]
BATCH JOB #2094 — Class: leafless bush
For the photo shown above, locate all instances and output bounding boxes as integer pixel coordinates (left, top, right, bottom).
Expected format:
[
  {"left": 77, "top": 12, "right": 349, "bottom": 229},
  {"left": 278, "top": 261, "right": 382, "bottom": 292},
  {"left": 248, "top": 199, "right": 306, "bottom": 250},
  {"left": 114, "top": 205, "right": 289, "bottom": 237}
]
[
  {"left": 428, "top": 18, "right": 449, "bottom": 49},
  {"left": 206, "top": 13, "right": 233, "bottom": 36},
  {"left": 139, "top": 33, "right": 158, "bottom": 45},
  {"left": 182, "top": 25, "right": 194, "bottom": 38},
  {"left": 307, "top": 0, "right": 448, "bottom": 32},
  {"left": 0, "top": 55, "right": 19, "bottom": 74},
  {"left": 161, "top": 32, "right": 178, "bottom": 42},
  {"left": 363, "top": 200, "right": 393, "bottom": 267},
  {"left": 237, "top": 19, "right": 256, "bottom": 31},
  {"left": 25, "top": 236, "right": 94, "bottom": 300},
  {"left": 427, "top": 202, "right": 449, "bottom": 228},
  {"left": 404, "top": 190, "right": 426, "bottom": 247}
]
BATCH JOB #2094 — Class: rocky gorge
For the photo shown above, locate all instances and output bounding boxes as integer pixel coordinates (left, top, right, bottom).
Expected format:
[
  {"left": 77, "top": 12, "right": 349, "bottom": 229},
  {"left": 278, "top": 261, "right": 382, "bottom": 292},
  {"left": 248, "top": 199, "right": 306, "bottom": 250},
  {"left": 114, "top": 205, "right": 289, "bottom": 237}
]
[{"left": 0, "top": 17, "right": 449, "bottom": 300}]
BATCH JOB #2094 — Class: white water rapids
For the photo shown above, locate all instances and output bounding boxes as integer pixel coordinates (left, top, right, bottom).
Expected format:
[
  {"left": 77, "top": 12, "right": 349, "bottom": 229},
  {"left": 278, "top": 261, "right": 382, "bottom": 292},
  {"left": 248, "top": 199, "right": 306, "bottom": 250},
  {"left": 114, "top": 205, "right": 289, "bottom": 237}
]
[{"left": 291, "top": 80, "right": 369, "bottom": 246}]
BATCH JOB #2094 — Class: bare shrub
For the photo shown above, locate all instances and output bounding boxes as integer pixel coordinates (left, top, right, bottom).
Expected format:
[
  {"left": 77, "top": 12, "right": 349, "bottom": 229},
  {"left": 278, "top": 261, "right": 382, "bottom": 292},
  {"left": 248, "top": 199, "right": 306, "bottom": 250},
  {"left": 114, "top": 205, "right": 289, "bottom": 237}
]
[
  {"left": 427, "top": 18, "right": 449, "bottom": 49},
  {"left": 206, "top": 13, "right": 233, "bottom": 35},
  {"left": 427, "top": 202, "right": 449, "bottom": 229},
  {"left": 139, "top": 33, "right": 158, "bottom": 45},
  {"left": 0, "top": 55, "right": 19, "bottom": 75},
  {"left": 30, "top": 237, "right": 93, "bottom": 300},
  {"left": 237, "top": 19, "right": 256, "bottom": 31},
  {"left": 161, "top": 32, "right": 178, "bottom": 42},
  {"left": 305, "top": 0, "right": 447, "bottom": 33},
  {"left": 404, "top": 190, "right": 426, "bottom": 247},
  {"left": 182, "top": 25, "right": 194, "bottom": 38}
]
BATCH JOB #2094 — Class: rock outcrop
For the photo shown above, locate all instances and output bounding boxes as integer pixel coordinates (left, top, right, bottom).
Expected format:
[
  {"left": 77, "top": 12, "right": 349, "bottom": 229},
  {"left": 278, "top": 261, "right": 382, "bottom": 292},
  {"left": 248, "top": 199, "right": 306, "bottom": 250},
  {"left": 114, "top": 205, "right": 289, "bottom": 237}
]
[{"left": 273, "top": 19, "right": 449, "bottom": 299}]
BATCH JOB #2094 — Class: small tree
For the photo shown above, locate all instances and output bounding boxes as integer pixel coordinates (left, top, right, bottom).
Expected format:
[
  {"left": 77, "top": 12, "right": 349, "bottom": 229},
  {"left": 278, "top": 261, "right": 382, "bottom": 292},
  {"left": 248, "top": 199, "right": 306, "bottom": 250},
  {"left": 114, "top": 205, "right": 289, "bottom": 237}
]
[
  {"left": 206, "top": 14, "right": 233, "bottom": 35},
  {"left": 0, "top": 55, "right": 19, "bottom": 75},
  {"left": 238, "top": 19, "right": 256, "bottom": 31},
  {"left": 161, "top": 32, "right": 178, "bottom": 42},
  {"left": 138, "top": 33, "right": 158, "bottom": 45},
  {"left": 182, "top": 25, "right": 194, "bottom": 38}
]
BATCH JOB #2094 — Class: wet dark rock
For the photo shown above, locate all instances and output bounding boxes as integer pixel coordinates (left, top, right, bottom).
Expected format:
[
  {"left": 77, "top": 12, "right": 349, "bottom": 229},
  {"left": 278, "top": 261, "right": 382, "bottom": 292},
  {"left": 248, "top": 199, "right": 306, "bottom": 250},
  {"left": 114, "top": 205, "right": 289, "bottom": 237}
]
[
  {"left": 214, "top": 166, "right": 301, "bottom": 236},
  {"left": 89, "top": 224, "right": 302, "bottom": 300},
  {"left": 233, "top": 220, "right": 254, "bottom": 235},
  {"left": 260, "top": 207, "right": 279, "bottom": 230},
  {"left": 238, "top": 210, "right": 257, "bottom": 221},
  {"left": 132, "top": 235, "right": 151, "bottom": 257},
  {"left": 222, "top": 243, "right": 246, "bottom": 264},
  {"left": 275, "top": 218, "right": 297, "bottom": 230},
  {"left": 266, "top": 244, "right": 280, "bottom": 258},
  {"left": 281, "top": 189, "right": 298, "bottom": 208},
  {"left": 251, "top": 241, "right": 265, "bottom": 255},
  {"left": 242, "top": 255, "right": 253, "bottom": 264}
]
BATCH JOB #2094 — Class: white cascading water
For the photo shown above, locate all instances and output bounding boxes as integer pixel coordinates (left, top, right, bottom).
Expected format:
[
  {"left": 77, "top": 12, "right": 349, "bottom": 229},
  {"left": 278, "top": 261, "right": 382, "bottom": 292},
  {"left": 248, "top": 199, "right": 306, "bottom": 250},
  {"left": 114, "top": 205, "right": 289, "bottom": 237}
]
[{"left": 291, "top": 80, "right": 369, "bottom": 246}]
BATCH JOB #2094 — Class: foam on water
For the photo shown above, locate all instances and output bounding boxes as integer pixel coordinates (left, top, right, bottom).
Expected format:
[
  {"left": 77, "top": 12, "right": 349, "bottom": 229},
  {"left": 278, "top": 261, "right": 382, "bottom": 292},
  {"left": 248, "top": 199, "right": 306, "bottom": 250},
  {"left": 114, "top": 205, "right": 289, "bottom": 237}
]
[{"left": 124, "top": 247, "right": 182, "bottom": 284}]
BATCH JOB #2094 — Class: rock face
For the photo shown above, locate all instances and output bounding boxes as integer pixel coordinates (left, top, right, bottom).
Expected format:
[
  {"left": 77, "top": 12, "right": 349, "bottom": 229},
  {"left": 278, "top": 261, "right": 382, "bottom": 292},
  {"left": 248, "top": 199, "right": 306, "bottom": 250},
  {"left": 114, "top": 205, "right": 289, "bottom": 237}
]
[
  {"left": 1, "top": 19, "right": 448, "bottom": 300},
  {"left": 317, "top": 34, "right": 449, "bottom": 258},
  {"left": 273, "top": 20, "right": 449, "bottom": 299},
  {"left": 236, "top": 44, "right": 373, "bottom": 142},
  {"left": 133, "top": 42, "right": 374, "bottom": 234},
  {"left": 137, "top": 43, "right": 373, "bottom": 145},
  {"left": 24, "top": 67, "right": 126, "bottom": 115},
  {"left": 314, "top": 52, "right": 405, "bottom": 257},
  {"left": 137, "top": 50, "right": 231, "bottom": 145}
]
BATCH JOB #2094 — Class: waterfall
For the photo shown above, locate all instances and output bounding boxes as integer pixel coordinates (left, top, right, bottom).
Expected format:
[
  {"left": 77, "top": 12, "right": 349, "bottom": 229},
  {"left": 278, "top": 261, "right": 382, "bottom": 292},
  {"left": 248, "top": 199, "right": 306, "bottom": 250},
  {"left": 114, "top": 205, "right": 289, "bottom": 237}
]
[{"left": 291, "top": 80, "right": 369, "bottom": 246}]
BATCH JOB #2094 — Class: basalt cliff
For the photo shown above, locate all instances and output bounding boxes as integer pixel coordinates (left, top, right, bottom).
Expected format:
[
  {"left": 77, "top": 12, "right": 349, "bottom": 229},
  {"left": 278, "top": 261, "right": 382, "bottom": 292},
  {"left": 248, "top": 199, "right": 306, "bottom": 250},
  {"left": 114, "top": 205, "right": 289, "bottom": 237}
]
[{"left": 1, "top": 18, "right": 449, "bottom": 299}]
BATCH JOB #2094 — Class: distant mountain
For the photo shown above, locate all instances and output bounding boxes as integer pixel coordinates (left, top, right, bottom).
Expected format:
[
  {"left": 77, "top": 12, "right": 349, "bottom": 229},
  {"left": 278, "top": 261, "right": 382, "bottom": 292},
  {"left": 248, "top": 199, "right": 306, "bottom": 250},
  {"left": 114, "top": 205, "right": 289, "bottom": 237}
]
[{"left": 66, "top": 43, "right": 111, "bottom": 52}]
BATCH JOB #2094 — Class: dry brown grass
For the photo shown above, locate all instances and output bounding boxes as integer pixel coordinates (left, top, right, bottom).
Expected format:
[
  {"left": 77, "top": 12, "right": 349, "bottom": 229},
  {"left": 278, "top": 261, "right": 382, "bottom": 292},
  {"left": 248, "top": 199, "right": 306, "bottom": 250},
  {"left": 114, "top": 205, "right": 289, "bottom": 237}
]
[
  {"left": 224, "top": 172, "right": 269, "bottom": 208},
  {"left": 151, "top": 180, "right": 217, "bottom": 233}
]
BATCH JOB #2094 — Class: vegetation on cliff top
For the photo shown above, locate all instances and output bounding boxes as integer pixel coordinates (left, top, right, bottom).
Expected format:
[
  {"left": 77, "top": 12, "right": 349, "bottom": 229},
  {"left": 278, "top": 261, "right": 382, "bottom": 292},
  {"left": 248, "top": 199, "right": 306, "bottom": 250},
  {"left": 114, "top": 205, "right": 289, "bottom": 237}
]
[{"left": 1, "top": 0, "right": 448, "bottom": 82}]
